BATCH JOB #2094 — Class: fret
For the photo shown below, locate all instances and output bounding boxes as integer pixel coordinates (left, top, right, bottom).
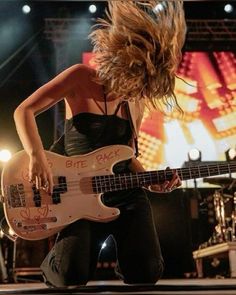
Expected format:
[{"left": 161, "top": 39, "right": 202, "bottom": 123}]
[
  {"left": 101, "top": 175, "right": 105, "bottom": 192},
  {"left": 137, "top": 174, "right": 141, "bottom": 187},
  {"left": 148, "top": 171, "right": 153, "bottom": 186},
  {"left": 190, "top": 166, "right": 200, "bottom": 179},
  {"left": 142, "top": 173, "right": 147, "bottom": 186},
  {"left": 207, "top": 165, "right": 210, "bottom": 177},
  {"left": 217, "top": 164, "right": 220, "bottom": 175},
  {"left": 93, "top": 162, "right": 236, "bottom": 194},
  {"left": 179, "top": 168, "right": 190, "bottom": 181},
  {"left": 98, "top": 176, "right": 102, "bottom": 193},
  {"left": 167, "top": 170, "right": 174, "bottom": 181},
  {"left": 130, "top": 173, "right": 138, "bottom": 188},
  {"left": 123, "top": 175, "right": 128, "bottom": 190},
  {"left": 118, "top": 174, "right": 122, "bottom": 191},
  {"left": 111, "top": 175, "right": 117, "bottom": 191},
  {"left": 99, "top": 175, "right": 104, "bottom": 192},
  {"left": 135, "top": 172, "right": 139, "bottom": 187},
  {"left": 178, "top": 168, "right": 184, "bottom": 181},
  {"left": 188, "top": 167, "right": 192, "bottom": 179},
  {"left": 164, "top": 170, "right": 167, "bottom": 183},
  {"left": 101, "top": 176, "right": 106, "bottom": 192},
  {"left": 92, "top": 176, "right": 98, "bottom": 193},
  {"left": 105, "top": 175, "right": 110, "bottom": 192},
  {"left": 156, "top": 170, "right": 160, "bottom": 185},
  {"left": 198, "top": 165, "right": 201, "bottom": 179},
  {"left": 199, "top": 165, "right": 208, "bottom": 178},
  {"left": 228, "top": 163, "right": 232, "bottom": 174},
  {"left": 157, "top": 170, "right": 166, "bottom": 183},
  {"left": 108, "top": 175, "right": 113, "bottom": 191},
  {"left": 106, "top": 175, "right": 112, "bottom": 192},
  {"left": 140, "top": 173, "right": 146, "bottom": 187},
  {"left": 209, "top": 165, "right": 219, "bottom": 176},
  {"left": 130, "top": 172, "right": 134, "bottom": 189}
]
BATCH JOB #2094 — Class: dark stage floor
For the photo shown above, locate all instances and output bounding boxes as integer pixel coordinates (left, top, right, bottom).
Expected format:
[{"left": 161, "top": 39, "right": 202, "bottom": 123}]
[{"left": 1, "top": 279, "right": 236, "bottom": 295}]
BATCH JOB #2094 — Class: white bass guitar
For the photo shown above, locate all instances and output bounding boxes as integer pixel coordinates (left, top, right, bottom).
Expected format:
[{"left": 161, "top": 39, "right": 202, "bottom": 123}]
[{"left": 1, "top": 145, "right": 236, "bottom": 240}]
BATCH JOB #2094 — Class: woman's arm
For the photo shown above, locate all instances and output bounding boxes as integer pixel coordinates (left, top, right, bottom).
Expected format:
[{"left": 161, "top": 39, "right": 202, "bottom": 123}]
[
  {"left": 128, "top": 100, "right": 181, "bottom": 193},
  {"left": 14, "top": 64, "right": 87, "bottom": 193}
]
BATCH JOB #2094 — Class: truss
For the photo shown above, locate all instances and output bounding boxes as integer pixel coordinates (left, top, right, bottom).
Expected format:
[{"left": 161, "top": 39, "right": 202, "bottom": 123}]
[
  {"left": 187, "top": 19, "right": 236, "bottom": 41},
  {"left": 45, "top": 18, "right": 236, "bottom": 46}
]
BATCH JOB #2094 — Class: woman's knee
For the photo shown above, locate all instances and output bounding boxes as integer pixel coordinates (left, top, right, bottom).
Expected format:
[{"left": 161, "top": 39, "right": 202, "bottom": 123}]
[
  {"left": 59, "top": 265, "right": 89, "bottom": 286},
  {"left": 123, "top": 259, "right": 164, "bottom": 284},
  {"left": 42, "top": 263, "right": 90, "bottom": 287},
  {"left": 41, "top": 248, "right": 90, "bottom": 287}
]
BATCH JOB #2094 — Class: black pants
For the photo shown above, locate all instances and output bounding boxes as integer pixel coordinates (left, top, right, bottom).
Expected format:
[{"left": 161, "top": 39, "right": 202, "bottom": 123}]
[{"left": 41, "top": 188, "right": 164, "bottom": 287}]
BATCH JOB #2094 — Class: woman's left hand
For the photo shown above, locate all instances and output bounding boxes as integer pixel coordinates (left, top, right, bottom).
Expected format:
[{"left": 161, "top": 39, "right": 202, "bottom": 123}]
[{"left": 148, "top": 168, "right": 182, "bottom": 193}]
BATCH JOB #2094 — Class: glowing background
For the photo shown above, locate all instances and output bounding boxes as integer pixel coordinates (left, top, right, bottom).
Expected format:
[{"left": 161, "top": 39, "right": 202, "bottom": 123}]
[{"left": 83, "top": 51, "right": 236, "bottom": 175}]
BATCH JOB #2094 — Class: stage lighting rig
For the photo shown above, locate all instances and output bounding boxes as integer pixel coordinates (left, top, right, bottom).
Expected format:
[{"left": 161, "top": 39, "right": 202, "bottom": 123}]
[
  {"left": 88, "top": 4, "right": 97, "bottom": 14},
  {"left": 188, "top": 148, "right": 202, "bottom": 162},
  {"left": 224, "top": 3, "right": 234, "bottom": 14},
  {"left": 225, "top": 148, "right": 236, "bottom": 161}
]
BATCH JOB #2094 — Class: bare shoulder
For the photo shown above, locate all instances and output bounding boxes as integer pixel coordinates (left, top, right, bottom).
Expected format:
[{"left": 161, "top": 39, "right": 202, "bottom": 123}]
[
  {"left": 50, "top": 64, "right": 97, "bottom": 93},
  {"left": 61, "top": 64, "right": 96, "bottom": 80}
]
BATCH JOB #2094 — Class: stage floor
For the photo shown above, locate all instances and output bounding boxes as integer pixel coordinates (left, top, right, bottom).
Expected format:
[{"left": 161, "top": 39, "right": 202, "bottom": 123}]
[{"left": 1, "top": 279, "right": 236, "bottom": 295}]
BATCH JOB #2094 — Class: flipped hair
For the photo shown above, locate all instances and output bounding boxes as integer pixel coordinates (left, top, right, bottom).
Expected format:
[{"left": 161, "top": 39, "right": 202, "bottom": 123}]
[{"left": 89, "top": 1, "right": 187, "bottom": 112}]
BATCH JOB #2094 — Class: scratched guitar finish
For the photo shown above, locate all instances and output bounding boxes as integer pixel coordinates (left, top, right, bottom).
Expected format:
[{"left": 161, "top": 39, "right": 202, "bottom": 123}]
[
  {"left": 1, "top": 145, "right": 236, "bottom": 240},
  {"left": 1, "top": 145, "right": 129, "bottom": 240}
]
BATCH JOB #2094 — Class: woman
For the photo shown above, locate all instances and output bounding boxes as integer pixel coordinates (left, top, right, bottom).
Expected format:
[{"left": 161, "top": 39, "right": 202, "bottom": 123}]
[{"left": 14, "top": 0, "right": 186, "bottom": 287}]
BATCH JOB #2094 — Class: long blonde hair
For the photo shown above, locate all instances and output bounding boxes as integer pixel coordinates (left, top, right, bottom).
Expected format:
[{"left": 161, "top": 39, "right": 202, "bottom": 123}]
[{"left": 89, "top": 1, "right": 186, "bottom": 111}]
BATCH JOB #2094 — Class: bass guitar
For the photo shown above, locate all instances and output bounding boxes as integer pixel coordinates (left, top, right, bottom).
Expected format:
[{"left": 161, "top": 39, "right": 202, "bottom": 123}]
[{"left": 1, "top": 145, "right": 236, "bottom": 240}]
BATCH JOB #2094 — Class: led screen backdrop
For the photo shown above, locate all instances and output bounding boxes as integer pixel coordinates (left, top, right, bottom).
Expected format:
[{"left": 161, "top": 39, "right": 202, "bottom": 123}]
[{"left": 83, "top": 52, "right": 236, "bottom": 185}]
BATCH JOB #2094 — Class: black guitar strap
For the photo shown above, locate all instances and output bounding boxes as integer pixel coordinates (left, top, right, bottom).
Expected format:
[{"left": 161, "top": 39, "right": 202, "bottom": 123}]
[
  {"left": 49, "top": 133, "right": 66, "bottom": 155},
  {"left": 125, "top": 102, "right": 139, "bottom": 158}
]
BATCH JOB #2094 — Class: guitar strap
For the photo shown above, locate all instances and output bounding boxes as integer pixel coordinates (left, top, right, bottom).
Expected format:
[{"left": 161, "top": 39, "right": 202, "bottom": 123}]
[
  {"left": 125, "top": 101, "right": 139, "bottom": 158},
  {"left": 49, "top": 133, "right": 66, "bottom": 155}
]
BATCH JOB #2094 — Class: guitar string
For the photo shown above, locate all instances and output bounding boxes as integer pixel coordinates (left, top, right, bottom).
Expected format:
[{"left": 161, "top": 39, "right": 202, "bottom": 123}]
[
  {"left": 5, "top": 163, "right": 236, "bottom": 196},
  {"left": 6, "top": 179, "right": 236, "bottom": 207},
  {"left": 5, "top": 161, "right": 236, "bottom": 190},
  {"left": 7, "top": 166, "right": 236, "bottom": 195},
  {"left": 5, "top": 182, "right": 236, "bottom": 209},
  {"left": 5, "top": 163, "right": 236, "bottom": 191}
]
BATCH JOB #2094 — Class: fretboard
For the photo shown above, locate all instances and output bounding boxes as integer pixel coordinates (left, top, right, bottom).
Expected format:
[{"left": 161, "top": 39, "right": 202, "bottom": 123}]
[{"left": 92, "top": 162, "right": 236, "bottom": 194}]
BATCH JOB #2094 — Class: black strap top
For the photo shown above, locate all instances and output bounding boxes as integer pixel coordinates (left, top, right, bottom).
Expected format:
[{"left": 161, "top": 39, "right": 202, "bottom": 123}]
[
  {"left": 64, "top": 98, "right": 131, "bottom": 158},
  {"left": 64, "top": 101, "right": 133, "bottom": 173}
]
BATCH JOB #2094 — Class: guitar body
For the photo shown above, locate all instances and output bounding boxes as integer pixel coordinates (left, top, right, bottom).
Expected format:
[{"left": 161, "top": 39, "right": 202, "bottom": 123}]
[{"left": 1, "top": 145, "right": 134, "bottom": 240}]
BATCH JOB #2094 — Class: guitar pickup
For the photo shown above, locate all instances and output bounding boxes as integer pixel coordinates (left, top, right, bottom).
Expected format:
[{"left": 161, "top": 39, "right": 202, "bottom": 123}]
[
  {"left": 52, "top": 190, "right": 61, "bottom": 204},
  {"left": 58, "top": 176, "right": 67, "bottom": 193},
  {"left": 32, "top": 185, "right": 41, "bottom": 207},
  {"left": 51, "top": 176, "right": 67, "bottom": 205}
]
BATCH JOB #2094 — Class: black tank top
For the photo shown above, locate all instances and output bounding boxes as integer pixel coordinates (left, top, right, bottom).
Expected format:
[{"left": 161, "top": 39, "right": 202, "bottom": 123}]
[{"left": 64, "top": 100, "right": 133, "bottom": 173}]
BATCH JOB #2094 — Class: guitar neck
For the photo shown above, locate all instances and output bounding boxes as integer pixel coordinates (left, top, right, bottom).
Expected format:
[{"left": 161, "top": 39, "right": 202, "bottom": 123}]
[{"left": 93, "top": 162, "right": 236, "bottom": 193}]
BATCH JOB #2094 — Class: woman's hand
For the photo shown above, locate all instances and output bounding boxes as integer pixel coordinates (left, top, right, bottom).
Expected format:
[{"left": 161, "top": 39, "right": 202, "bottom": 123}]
[
  {"left": 129, "top": 157, "right": 182, "bottom": 193},
  {"left": 28, "top": 151, "right": 54, "bottom": 194},
  {"left": 148, "top": 168, "right": 182, "bottom": 193}
]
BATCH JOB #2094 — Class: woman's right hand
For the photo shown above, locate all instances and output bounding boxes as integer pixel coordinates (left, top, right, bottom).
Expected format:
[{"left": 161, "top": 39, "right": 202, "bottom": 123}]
[{"left": 28, "top": 151, "right": 54, "bottom": 195}]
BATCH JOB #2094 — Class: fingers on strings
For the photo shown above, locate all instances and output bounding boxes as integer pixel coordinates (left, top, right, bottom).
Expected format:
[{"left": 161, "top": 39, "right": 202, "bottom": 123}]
[
  {"left": 161, "top": 168, "right": 181, "bottom": 193},
  {"left": 29, "top": 172, "right": 53, "bottom": 194}
]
